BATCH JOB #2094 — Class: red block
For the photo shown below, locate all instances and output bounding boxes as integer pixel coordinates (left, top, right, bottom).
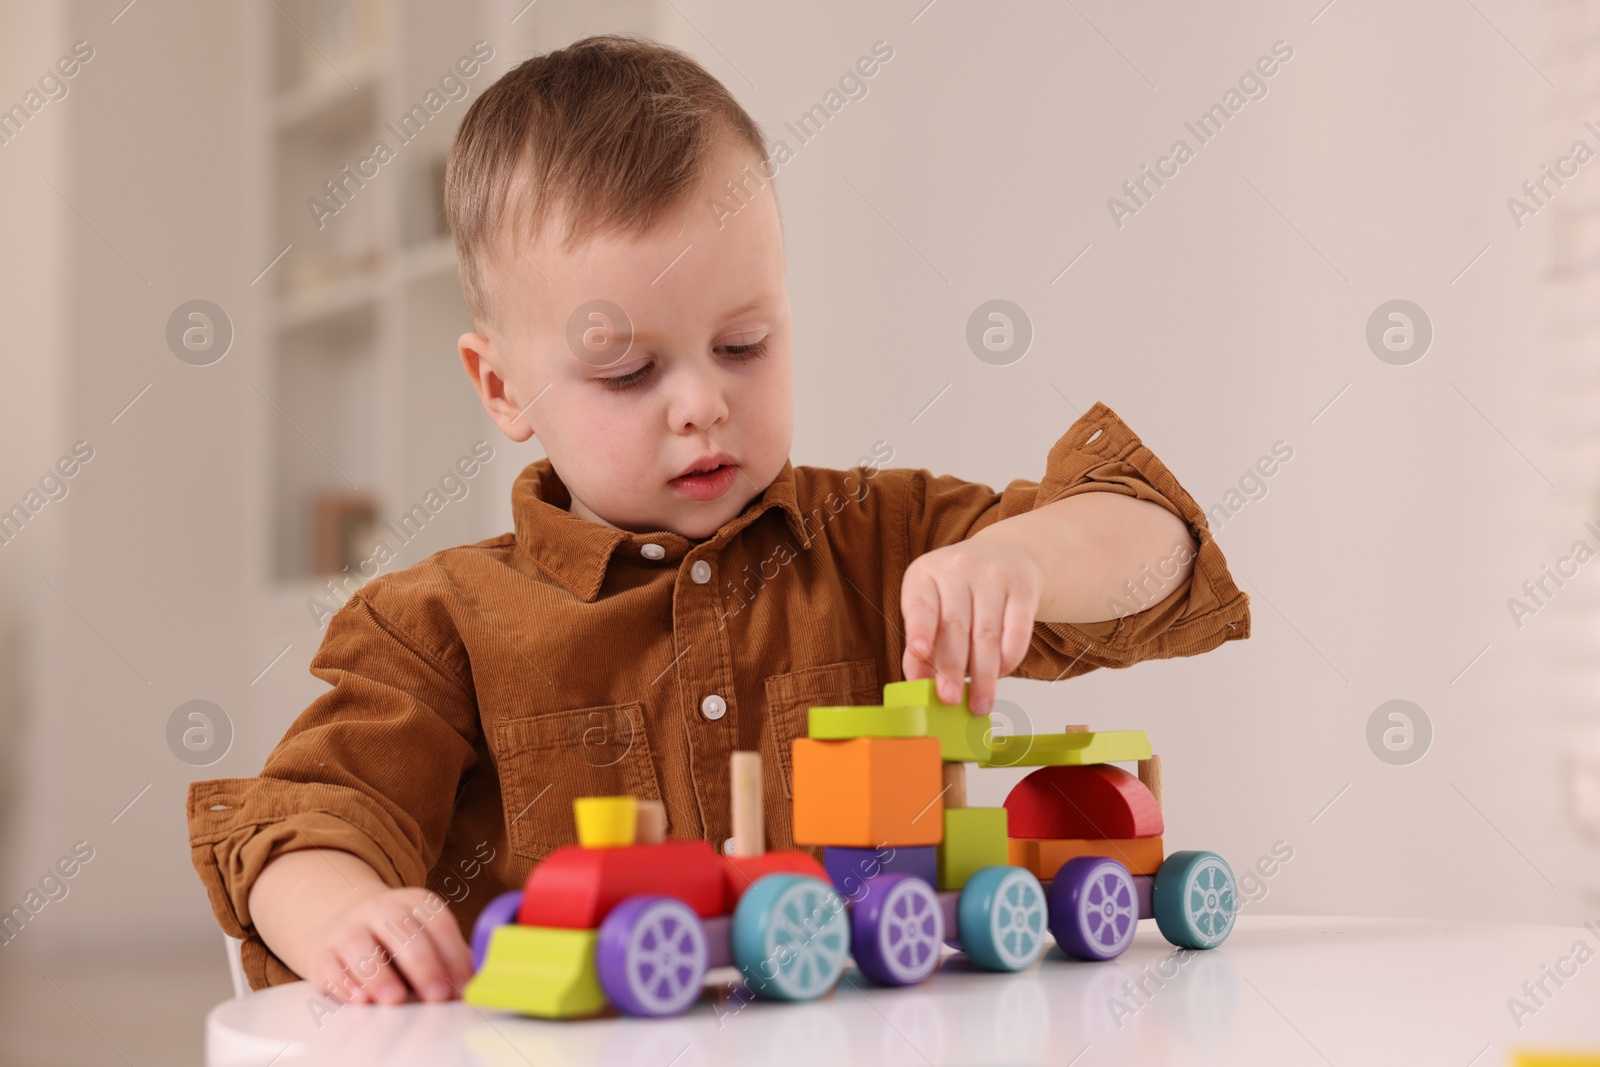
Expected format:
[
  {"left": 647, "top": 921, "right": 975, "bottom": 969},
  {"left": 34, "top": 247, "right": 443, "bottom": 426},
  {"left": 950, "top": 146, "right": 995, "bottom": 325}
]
[
  {"left": 517, "top": 840, "right": 726, "bottom": 929},
  {"left": 1004, "top": 764, "right": 1163, "bottom": 839},
  {"left": 720, "top": 850, "right": 830, "bottom": 910}
]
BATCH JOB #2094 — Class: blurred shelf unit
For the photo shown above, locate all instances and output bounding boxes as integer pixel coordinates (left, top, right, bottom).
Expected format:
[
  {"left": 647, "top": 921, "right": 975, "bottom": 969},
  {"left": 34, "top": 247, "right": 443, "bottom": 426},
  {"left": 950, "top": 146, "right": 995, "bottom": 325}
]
[{"left": 259, "top": 0, "right": 492, "bottom": 586}]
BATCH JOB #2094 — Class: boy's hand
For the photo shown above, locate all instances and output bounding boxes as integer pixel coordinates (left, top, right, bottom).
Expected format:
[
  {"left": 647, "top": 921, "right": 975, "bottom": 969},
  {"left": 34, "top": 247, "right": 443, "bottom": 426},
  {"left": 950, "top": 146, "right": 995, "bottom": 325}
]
[
  {"left": 900, "top": 538, "right": 1042, "bottom": 716},
  {"left": 250, "top": 849, "right": 475, "bottom": 1006},
  {"left": 308, "top": 886, "right": 476, "bottom": 1005}
]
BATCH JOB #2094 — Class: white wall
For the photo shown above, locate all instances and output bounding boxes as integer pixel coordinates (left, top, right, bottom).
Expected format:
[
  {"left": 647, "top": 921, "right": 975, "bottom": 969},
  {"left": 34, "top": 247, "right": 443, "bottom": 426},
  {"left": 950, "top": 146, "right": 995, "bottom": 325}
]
[
  {"left": 2, "top": 0, "right": 261, "bottom": 952},
  {"left": 0, "top": 0, "right": 68, "bottom": 926}
]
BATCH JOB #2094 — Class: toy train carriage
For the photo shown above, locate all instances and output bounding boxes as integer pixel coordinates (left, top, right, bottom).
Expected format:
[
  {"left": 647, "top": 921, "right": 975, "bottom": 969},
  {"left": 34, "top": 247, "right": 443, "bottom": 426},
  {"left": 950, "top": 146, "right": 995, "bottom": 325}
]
[
  {"left": 464, "top": 680, "right": 1239, "bottom": 1019},
  {"left": 800, "top": 679, "right": 1237, "bottom": 962}
]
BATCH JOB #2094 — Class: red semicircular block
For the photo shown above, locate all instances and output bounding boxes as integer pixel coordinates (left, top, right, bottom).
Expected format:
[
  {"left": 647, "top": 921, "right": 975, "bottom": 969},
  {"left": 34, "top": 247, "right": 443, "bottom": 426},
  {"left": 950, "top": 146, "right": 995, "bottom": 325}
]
[{"left": 1003, "top": 763, "right": 1163, "bottom": 839}]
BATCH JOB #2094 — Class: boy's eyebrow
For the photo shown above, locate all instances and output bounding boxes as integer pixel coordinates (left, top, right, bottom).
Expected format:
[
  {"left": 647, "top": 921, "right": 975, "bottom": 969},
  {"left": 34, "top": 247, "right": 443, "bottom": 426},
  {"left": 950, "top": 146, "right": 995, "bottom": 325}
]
[
  {"left": 715, "top": 295, "right": 782, "bottom": 321},
  {"left": 610, "top": 294, "right": 782, "bottom": 345}
]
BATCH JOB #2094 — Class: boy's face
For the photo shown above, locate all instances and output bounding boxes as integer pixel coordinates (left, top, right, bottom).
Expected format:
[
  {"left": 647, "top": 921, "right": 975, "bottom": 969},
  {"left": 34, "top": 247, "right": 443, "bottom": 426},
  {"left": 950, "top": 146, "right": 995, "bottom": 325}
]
[{"left": 459, "top": 140, "right": 794, "bottom": 541}]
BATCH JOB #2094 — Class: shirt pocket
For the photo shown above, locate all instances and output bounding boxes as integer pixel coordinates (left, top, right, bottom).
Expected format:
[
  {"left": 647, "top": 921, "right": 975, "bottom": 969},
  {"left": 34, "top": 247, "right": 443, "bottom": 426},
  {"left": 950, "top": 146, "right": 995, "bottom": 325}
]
[
  {"left": 761, "top": 658, "right": 880, "bottom": 801},
  {"left": 493, "top": 702, "right": 664, "bottom": 863}
]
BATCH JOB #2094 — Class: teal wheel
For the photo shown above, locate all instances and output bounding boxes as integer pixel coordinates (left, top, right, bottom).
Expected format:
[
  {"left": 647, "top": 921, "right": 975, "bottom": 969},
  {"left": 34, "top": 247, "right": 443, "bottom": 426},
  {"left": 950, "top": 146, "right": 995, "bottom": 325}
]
[
  {"left": 1152, "top": 850, "right": 1237, "bottom": 949},
  {"left": 957, "top": 866, "right": 1048, "bottom": 972},
  {"left": 731, "top": 874, "right": 850, "bottom": 1001}
]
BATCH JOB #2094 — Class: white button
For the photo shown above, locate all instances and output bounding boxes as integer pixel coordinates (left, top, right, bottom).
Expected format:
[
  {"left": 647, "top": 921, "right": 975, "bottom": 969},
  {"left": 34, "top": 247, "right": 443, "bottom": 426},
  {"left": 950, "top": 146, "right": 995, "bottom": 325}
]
[
  {"left": 690, "top": 560, "right": 712, "bottom": 584},
  {"left": 641, "top": 543, "right": 666, "bottom": 560},
  {"left": 723, "top": 836, "right": 737, "bottom": 854},
  {"left": 701, "top": 694, "right": 727, "bottom": 720}
]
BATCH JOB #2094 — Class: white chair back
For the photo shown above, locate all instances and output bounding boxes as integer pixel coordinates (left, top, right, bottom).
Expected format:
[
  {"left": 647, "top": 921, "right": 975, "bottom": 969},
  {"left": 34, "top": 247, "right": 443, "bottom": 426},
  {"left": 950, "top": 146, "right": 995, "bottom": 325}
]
[{"left": 223, "top": 933, "right": 250, "bottom": 998}]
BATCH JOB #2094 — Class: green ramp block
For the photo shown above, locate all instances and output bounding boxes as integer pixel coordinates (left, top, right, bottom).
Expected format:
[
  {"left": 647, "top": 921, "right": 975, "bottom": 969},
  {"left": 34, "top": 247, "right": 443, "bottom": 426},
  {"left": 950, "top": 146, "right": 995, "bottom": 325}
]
[
  {"left": 883, "top": 678, "right": 991, "bottom": 762},
  {"left": 937, "top": 806, "right": 1009, "bottom": 891},
  {"left": 808, "top": 704, "right": 927, "bottom": 739},
  {"left": 463, "top": 924, "right": 606, "bottom": 1019},
  {"left": 981, "top": 730, "right": 1152, "bottom": 768}
]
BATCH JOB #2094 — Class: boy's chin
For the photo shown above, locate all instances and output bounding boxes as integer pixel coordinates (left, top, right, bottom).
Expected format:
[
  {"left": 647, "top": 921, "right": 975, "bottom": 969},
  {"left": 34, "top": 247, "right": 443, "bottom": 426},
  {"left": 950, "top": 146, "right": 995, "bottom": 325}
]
[
  {"left": 658, "top": 507, "right": 735, "bottom": 541},
  {"left": 580, "top": 475, "right": 766, "bottom": 538},
  {"left": 585, "top": 501, "right": 731, "bottom": 540}
]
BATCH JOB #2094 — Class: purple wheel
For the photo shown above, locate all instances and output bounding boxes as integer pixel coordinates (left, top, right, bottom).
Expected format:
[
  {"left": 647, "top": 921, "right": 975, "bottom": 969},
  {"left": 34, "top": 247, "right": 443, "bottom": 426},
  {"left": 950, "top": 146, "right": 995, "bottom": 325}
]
[
  {"left": 1049, "top": 856, "right": 1138, "bottom": 961},
  {"left": 596, "top": 895, "right": 709, "bottom": 1017},
  {"left": 470, "top": 890, "right": 523, "bottom": 972},
  {"left": 850, "top": 873, "right": 944, "bottom": 986}
]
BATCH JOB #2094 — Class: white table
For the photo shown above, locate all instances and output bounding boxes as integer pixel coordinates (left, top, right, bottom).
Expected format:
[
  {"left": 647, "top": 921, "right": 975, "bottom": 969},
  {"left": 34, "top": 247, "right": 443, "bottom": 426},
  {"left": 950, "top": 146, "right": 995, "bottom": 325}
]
[{"left": 206, "top": 914, "right": 1600, "bottom": 1066}]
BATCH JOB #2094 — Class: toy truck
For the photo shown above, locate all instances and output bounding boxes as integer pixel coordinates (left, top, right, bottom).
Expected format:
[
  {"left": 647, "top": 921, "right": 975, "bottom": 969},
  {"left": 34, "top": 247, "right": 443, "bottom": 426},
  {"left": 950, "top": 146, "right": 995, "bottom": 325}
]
[{"left": 464, "top": 679, "right": 1238, "bottom": 1018}]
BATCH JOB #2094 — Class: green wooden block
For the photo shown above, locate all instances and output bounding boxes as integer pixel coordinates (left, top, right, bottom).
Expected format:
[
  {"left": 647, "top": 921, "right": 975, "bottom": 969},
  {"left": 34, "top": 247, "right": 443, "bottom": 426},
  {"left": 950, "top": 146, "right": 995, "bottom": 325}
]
[
  {"left": 808, "top": 704, "right": 927, "bottom": 739},
  {"left": 980, "top": 729, "right": 1152, "bottom": 768},
  {"left": 884, "top": 678, "right": 962, "bottom": 712},
  {"left": 883, "top": 678, "right": 991, "bottom": 762},
  {"left": 937, "top": 807, "right": 1009, "bottom": 891},
  {"left": 463, "top": 924, "right": 606, "bottom": 1019}
]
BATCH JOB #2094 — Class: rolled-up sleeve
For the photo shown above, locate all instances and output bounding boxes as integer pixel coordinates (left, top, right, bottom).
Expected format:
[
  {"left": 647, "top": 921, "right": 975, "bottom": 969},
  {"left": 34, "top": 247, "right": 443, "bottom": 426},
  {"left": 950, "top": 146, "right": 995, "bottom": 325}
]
[
  {"left": 899, "top": 400, "right": 1250, "bottom": 682},
  {"left": 185, "top": 580, "right": 480, "bottom": 990}
]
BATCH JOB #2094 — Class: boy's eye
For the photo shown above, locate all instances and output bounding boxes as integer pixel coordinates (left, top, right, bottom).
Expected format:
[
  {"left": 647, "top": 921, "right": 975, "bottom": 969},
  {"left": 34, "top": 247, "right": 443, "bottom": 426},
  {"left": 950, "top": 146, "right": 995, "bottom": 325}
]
[
  {"left": 596, "top": 339, "right": 770, "bottom": 392},
  {"left": 598, "top": 363, "right": 653, "bottom": 391},
  {"left": 718, "top": 338, "right": 770, "bottom": 361}
]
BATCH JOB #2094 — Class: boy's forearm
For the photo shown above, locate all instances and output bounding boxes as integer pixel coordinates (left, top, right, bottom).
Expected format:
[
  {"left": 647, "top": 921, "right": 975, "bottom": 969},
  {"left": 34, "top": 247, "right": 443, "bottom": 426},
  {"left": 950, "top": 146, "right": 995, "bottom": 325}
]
[
  {"left": 248, "top": 848, "right": 389, "bottom": 979},
  {"left": 972, "top": 491, "right": 1196, "bottom": 624}
]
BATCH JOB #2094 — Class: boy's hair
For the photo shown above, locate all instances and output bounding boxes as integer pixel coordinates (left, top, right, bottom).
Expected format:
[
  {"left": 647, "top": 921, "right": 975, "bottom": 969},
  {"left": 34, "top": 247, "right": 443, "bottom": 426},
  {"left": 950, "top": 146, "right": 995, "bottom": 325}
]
[{"left": 445, "top": 34, "right": 770, "bottom": 331}]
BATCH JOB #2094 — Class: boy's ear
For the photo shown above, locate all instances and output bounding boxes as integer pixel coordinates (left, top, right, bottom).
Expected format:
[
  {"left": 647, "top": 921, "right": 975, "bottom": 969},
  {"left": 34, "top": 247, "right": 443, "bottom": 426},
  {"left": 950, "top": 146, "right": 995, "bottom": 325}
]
[{"left": 458, "top": 331, "right": 536, "bottom": 443}]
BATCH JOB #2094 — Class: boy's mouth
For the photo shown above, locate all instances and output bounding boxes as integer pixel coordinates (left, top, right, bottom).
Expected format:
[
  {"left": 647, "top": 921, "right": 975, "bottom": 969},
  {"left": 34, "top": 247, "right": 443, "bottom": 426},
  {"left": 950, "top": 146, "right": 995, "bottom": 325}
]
[{"left": 668, "top": 455, "right": 739, "bottom": 501}]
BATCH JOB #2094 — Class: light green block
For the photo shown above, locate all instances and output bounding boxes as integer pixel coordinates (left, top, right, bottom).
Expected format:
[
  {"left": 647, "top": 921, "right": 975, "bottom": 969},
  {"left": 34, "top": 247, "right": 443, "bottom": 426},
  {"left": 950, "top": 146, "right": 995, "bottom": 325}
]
[
  {"left": 883, "top": 678, "right": 991, "bottom": 762},
  {"left": 937, "top": 807, "right": 1009, "bottom": 890},
  {"left": 808, "top": 704, "right": 927, "bottom": 739},
  {"left": 463, "top": 924, "right": 605, "bottom": 1019},
  {"left": 884, "top": 678, "right": 962, "bottom": 712},
  {"left": 981, "top": 730, "right": 1152, "bottom": 768}
]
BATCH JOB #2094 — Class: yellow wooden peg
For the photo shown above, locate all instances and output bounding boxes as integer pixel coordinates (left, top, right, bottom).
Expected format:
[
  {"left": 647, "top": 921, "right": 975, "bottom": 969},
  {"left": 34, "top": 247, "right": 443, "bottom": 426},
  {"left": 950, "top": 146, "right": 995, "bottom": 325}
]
[{"left": 573, "top": 796, "right": 638, "bottom": 848}]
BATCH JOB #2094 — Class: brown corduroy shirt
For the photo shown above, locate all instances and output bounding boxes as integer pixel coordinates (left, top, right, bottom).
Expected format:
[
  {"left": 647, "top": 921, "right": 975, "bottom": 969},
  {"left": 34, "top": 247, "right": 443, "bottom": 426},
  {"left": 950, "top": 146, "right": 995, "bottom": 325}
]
[{"left": 185, "top": 401, "right": 1250, "bottom": 991}]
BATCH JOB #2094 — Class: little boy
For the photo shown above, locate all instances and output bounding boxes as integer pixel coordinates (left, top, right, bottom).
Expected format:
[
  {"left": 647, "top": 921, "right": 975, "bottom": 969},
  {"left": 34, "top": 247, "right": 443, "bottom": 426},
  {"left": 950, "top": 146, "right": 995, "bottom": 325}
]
[{"left": 186, "top": 34, "right": 1249, "bottom": 1004}]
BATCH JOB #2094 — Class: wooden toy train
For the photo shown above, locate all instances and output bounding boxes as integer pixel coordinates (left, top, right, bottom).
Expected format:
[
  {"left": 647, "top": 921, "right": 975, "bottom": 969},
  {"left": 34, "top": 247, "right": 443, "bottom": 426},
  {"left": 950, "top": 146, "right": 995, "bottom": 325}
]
[{"left": 464, "top": 679, "right": 1238, "bottom": 1018}]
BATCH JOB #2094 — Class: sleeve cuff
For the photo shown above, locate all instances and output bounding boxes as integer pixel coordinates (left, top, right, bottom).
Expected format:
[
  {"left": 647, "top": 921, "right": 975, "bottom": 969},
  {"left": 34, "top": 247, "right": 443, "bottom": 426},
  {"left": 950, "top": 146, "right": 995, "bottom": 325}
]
[
  {"left": 1012, "top": 401, "right": 1252, "bottom": 678},
  {"left": 186, "top": 776, "right": 429, "bottom": 988}
]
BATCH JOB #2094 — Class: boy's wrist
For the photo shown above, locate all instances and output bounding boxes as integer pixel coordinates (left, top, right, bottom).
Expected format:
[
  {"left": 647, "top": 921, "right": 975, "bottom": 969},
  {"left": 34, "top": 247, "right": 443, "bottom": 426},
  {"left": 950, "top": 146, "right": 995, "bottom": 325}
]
[
  {"left": 970, "top": 514, "right": 1050, "bottom": 582},
  {"left": 249, "top": 849, "right": 389, "bottom": 975}
]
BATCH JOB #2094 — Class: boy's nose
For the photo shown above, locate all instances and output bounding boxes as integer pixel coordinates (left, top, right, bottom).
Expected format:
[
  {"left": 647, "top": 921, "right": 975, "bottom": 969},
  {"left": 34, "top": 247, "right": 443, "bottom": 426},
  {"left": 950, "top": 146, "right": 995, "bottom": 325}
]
[{"left": 663, "top": 363, "right": 730, "bottom": 434}]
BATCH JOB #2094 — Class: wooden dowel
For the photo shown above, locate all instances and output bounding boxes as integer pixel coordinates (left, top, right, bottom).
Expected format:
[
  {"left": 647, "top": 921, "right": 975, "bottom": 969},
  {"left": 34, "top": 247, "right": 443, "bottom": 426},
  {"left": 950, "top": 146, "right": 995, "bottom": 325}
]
[
  {"left": 635, "top": 799, "right": 666, "bottom": 844},
  {"left": 730, "top": 751, "right": 764, "bottom": 857},
  {"left": 942, "top": 761, "right": 967, "bottom": 810},
  {"left": 1065, "top": 724, "right": 1089, "bottom": 733},
  {"left": 1138, "top": 754, "right": 1163, "bottom": 810}
]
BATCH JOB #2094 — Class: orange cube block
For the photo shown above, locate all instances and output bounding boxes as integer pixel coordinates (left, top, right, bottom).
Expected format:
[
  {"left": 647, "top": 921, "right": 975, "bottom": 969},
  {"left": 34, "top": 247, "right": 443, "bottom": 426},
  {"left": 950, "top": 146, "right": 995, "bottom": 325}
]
[
  {"left": 792, "top": 736, "right": 943, "bottom": 847},
  {"left": 1007, "top": 836, "right": 1165, "bottom": 878}
]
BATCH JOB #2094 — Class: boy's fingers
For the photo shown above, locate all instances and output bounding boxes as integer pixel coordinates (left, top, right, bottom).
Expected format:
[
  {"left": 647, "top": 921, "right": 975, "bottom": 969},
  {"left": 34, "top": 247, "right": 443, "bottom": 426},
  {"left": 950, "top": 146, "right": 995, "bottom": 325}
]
[
  {"left": 1000, "top": 591, "right": 1034, "bottom": 677},
  {"left": 335, "top": 929, "right": 406, "bottom": 1005},
  {"left": 966, "top": 584, "right": 1007, "bottom": 715},
  {"left": 422, "top": 911, "right": 476, "bottom": 989},
  {"left": 901, "top": 570, "right": 940, "bottom": 680},
  {"left": 310, "top": 949, "right": 364, "bottom": 1004},
  {"left": 373, "top": 913, "right": 454, "bottom": 1003},
  {"left": 931, "top": 576, "right": 970, "bottom": 705}
]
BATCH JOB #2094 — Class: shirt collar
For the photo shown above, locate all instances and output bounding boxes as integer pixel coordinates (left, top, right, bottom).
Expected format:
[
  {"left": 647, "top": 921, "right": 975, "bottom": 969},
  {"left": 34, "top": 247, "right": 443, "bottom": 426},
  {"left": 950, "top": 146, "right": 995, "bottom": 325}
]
[{"left": 511, "top": 457, "right": 814, "bottom": 602}]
